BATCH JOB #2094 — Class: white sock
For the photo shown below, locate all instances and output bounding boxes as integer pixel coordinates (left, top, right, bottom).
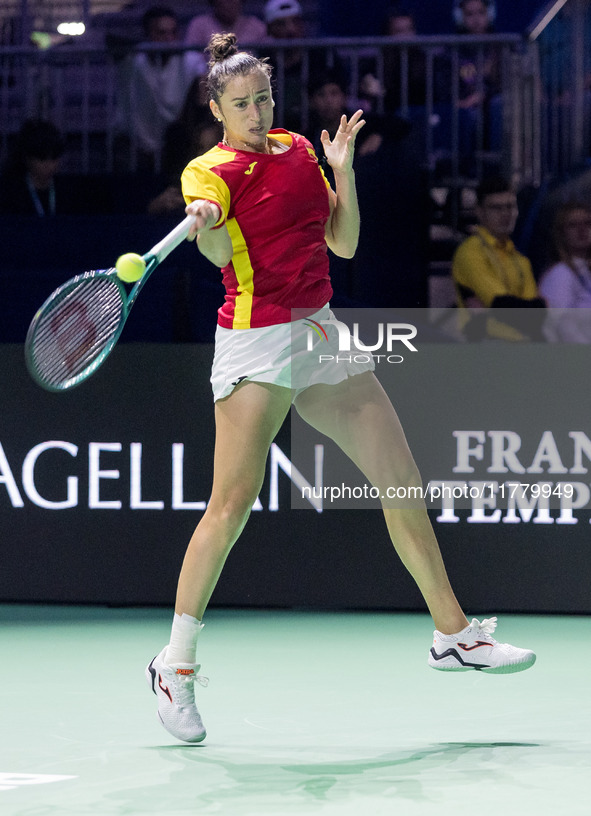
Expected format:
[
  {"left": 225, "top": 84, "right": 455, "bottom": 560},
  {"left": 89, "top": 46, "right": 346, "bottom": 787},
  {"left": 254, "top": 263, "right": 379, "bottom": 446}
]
[{"left": 165, "top": 613, "right": 203, "bottom": 665}]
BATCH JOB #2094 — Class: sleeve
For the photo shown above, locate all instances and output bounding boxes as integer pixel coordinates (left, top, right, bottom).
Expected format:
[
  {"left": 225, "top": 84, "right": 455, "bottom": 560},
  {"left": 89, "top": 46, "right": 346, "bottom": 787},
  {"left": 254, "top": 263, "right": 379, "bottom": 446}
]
[
  {"left": 299, "top": 135, "right": 331, "bottom": 192},
  {"left": 181, "top": 160, "right": 231, "bottom": 229},
  {"left": 452, "top": 238, "right": 508, "bottom": 307},
  {"left": 317, "top": 161, "right": 332, "bottom": 192},
  {"left": 182, "top": 50, "right": 207, "bottom": 81},
  {"left": 538, "top": 263, "right": 573, "bottom": 308}
]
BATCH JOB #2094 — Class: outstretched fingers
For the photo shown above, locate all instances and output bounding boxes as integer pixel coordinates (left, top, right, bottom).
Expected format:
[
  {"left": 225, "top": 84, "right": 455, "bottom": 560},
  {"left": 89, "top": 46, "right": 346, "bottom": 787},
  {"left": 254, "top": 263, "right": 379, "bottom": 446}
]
[{"left": 341, "top": 110, "right": 366, "bottom": 138}]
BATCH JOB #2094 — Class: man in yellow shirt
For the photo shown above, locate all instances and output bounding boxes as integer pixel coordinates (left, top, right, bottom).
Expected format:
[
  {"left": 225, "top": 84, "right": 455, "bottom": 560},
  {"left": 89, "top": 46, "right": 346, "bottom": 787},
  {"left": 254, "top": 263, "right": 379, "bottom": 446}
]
[{"left": 452, "top": 176, "right": 546, "bottom": 339}]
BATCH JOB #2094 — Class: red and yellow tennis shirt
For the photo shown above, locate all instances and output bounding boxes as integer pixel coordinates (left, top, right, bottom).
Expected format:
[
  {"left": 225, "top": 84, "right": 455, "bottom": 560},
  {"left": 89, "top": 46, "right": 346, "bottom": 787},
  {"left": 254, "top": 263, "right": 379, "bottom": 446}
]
[{"left": 181, "top": 129, "right": 333, "bottom": 329}]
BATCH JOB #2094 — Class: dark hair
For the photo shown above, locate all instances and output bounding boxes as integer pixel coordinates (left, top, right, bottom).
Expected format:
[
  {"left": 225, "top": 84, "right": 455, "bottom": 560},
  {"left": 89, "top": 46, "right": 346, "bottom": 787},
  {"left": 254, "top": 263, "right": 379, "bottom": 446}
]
[
  {"left": 456, "top": 0, "right": 495, "bottom": 33},
  {"left": 476, "top": 175, "right": 513, "bottom": 205},
  {"left": 308, "top": 68, "right": 347, "bottom": 98},
  {"left": 385, "top": 4, "right": 415, "bottom": 22},
  {"left": 17, "top": 119, "right": 65, "bottom": 161},
  {"left": 142, "top": 6, "right": 176, "bottom": 35},
  {"left": 205, "top": 33, "right": 272, "bottom": 104}
]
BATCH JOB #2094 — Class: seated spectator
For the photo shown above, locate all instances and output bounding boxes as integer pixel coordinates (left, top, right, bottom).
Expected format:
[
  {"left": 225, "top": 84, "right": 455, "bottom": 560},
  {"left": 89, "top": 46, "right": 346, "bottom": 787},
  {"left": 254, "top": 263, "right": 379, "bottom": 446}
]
[
  {"left": 148, "top": 78, "right": 221, "bottom": 214},
  {"left": 378, "top": 7, "right": 450, "bottom": 155},
  {"left": 382, "top": 7, "right": 446, "bottom": 110},
  {"left": 453, "top": 0, "right": 503, "bottom": 159},
  {"left": 116, "top": 6, "right": 206, "bottom": 170},
  {"left": 303, "top": 71, "right": 411, "bottom": 194},
  {"left": 539, "top": 202, "right": 591, "bottom": 342},
  {"left": 452, "top": 175, "right": 546, "bottom": 340},
  {"left": 0, "top": 119, "right": 67, "bottom": 216},
  {"left": 184, "top": 0, "right": 266, "bottom": 48}
]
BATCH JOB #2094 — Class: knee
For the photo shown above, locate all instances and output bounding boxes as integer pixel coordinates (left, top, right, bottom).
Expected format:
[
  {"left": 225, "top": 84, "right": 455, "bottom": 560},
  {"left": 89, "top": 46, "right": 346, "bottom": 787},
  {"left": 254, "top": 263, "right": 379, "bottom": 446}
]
[
  {"left": 371, "top": 443, "right": 423, "bottom": 492},
  {"left": 207, "top": 489, "right": 259, "bottom": 539}
]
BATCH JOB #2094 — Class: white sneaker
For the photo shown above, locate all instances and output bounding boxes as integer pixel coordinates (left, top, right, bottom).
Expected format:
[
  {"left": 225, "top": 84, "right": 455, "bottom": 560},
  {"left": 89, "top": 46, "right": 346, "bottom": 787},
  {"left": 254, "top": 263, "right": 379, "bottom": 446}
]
[
  {"left": 145, "top": 647, "right": 208, "bottom": 742},
  {"left": 428, "top": 617, "right": 536, "bottom": 674}
]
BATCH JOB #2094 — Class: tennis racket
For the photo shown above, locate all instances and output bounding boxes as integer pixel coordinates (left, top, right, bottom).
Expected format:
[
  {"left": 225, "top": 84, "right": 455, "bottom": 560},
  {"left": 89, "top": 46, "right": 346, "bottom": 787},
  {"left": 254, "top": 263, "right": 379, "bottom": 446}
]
[{"left": 25, "top": 214, "right": 196, "bottom": 392}]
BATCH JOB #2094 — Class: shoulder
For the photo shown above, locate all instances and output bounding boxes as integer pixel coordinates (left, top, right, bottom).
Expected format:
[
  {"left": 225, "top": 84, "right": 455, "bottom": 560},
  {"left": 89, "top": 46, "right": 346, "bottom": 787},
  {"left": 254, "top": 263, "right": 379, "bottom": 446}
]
[
  {"left": 453, "top": 234, "right": 481, "bottom": 261},
  {"left": 539, "top": 262, "right": 571, "bottom": 287},
  {"left": 185, "top": 13, "right": 210, "bottom": 27},
  {"left": 514, "top": 247, "right": 533, "bottom": 273},
  {"left": 231, "top": 14, "right": 266, "bottom": 44},
  {"left": 288, "top": 131, "right": 315, "bottom": 151},
  {"left": 239, "top": 15, "right": 267, "bottom": 35},
  {"left": 274, "top": 130, "right": 322, "bottom": 163},
  {"left": 184, "top": 145, "right": 237, "bottom": 175},
  {"left": 452, "top": 235, "right": 484, "bottom": 278}
]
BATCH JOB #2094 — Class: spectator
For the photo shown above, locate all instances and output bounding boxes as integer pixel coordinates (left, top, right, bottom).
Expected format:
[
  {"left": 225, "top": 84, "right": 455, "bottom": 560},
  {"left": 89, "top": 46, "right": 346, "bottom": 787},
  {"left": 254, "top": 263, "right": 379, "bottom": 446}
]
[
  {"left": 0, "top": 119, "right": 67, "bottom": 216},
  {"left": 379, "top": 6, "right": 450, "bottom": 156},
  {"left": 453, "top": 0, "right": 503, "bottom": 161},
  {"left": 184, "top": 0, "right": 266, "bottom": 48},
  {"left": 383, "top": 7, "right": 432, "bottom": 110},
  {"left": 452, "top": 175, "right": 546, "bottom": 340},
  {"left": 305, "top": 70, "right": 409, "bottom": 170},
  {"left": 116, "top": 6, "right": 206, "bottom": 169},
  {"left": 539, "top": 202, "right": 591, "bottom": 342}
]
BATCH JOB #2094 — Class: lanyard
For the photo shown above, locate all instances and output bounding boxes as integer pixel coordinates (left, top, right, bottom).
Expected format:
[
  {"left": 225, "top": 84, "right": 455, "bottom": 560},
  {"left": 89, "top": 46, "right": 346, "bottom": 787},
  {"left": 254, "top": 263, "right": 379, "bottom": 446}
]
[{"left": 26, "top": 174, "right": 56, "bottom": 217}]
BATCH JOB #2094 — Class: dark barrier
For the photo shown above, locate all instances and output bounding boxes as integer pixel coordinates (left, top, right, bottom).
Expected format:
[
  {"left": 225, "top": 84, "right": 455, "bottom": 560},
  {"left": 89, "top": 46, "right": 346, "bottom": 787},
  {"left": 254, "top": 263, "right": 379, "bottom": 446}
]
[
  {"left": 0, "top": 169, "right": 429, "bottom": 346},
  {"left": 0, "top": 214, "right": 224, "bottom": 344},
  {"left": 1, "top": 340, "right": 590, "bottom": 612}
]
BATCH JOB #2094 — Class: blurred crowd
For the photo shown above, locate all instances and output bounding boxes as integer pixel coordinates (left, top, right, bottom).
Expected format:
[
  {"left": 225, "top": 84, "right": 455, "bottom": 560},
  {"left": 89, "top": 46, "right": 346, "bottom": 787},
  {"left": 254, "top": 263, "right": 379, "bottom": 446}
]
[{"left": 2, "top": 0, "right": 591, "bottom": 342}]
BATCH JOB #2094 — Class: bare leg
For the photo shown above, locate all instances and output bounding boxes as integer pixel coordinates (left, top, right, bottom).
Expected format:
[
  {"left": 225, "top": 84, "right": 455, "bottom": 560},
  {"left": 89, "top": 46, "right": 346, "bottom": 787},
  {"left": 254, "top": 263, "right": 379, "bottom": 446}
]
[
  {"left": 295, "top": 372, "right": 468, "bottom": 634},
  {"left": 175, "top": 381, "right": 293, "bottom": 620}
]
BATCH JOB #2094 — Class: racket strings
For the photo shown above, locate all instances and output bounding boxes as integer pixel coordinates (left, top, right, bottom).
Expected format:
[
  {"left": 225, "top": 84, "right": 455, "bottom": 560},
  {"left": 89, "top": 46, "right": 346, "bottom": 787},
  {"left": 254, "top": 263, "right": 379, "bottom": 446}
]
[{"left": 30, "top": 275, "right": 124, "bottom": 388}]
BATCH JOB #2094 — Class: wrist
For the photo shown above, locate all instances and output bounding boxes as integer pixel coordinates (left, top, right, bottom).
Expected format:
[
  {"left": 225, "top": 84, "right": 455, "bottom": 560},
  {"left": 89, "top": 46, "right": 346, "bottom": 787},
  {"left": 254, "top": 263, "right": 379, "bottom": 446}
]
[
  {"left": 332, "top": 168, "right": 356, "bottom": 187},
  {"left": 332, "top": 166, "right": 355, "bottom": 177},
  {"left": 210, "top": 202, "right": 222, "bottom": 223}
]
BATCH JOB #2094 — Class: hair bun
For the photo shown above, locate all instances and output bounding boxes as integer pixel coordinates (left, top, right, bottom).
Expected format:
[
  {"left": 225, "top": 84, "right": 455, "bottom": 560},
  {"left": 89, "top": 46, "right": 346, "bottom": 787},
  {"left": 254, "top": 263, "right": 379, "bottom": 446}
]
[{"left": 206, "top": 33, "right": 238, "bottom": 67}]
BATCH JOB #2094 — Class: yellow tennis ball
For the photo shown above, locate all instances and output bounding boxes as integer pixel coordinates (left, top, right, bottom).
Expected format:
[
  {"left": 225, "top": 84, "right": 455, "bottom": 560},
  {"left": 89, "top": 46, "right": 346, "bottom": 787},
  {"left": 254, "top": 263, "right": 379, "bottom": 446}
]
[{"left": 115, "top": 253, "right": 146, "bottom": 282}]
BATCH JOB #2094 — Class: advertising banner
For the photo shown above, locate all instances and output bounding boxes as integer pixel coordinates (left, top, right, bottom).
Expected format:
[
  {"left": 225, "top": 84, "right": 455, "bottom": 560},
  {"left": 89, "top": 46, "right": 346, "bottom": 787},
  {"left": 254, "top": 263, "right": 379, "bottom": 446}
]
[{"left": 1, "top": 315, "right": 590, "bottom": 612}]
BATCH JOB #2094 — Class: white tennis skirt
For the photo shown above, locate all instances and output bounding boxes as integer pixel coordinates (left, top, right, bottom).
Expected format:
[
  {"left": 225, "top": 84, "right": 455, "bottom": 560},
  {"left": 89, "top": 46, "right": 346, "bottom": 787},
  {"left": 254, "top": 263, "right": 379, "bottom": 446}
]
[{"left": 210, "top": 304, "right": 375, "bottom": 402}]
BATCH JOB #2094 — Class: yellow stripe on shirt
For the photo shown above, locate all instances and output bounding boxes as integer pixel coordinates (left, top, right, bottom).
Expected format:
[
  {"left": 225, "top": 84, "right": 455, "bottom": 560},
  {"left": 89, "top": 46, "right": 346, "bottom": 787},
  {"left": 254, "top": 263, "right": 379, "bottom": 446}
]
[
  {"left": 181, "top": 147, "right": 234, "bottom": 224},
  {"left": 226, "top": 218, "right": 255, "bottom": 328}
]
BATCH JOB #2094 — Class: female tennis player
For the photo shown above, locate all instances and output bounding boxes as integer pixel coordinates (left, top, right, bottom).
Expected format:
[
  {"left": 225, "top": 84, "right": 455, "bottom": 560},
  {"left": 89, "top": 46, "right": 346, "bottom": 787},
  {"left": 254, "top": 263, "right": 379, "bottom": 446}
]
[{"left": 146, "top": 33, "right": 536, "bottom": 743}]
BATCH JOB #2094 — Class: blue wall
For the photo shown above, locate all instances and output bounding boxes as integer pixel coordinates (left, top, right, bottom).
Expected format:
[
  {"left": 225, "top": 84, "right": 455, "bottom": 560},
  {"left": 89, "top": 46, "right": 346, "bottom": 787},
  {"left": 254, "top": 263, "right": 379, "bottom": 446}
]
[{"left": 319, "top": 1, "right": 545, "bottom": 36}]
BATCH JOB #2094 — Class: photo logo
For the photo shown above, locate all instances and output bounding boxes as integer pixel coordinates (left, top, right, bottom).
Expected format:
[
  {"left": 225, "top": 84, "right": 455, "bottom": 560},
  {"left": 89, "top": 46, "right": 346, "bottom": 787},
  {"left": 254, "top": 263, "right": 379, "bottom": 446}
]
[{"left": 304, "top": 316, "right": 418, "bottom": 364}]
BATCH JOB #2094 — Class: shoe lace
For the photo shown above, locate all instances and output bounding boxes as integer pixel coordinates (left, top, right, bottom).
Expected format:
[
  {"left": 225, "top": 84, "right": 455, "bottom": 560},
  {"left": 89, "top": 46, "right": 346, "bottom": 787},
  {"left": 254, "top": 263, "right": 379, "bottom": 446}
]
[
  {"left": 173, "top": 670, "right": 209, "bottom": 707},
  {"left": 475, "top": 616, "right": 498, "bottom": 635}
]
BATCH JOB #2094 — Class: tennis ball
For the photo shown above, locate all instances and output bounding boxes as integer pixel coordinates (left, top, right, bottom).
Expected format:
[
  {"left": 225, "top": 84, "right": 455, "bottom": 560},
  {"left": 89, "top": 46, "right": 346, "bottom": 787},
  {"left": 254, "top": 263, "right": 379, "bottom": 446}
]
[{"left": 115, "top": 253, "right": 146, "bottom": 282}]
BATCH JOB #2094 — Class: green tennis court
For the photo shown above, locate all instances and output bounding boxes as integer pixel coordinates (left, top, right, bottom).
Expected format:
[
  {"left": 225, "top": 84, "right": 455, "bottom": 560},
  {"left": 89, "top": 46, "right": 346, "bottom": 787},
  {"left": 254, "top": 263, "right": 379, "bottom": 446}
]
[{"left": 1, "top": 605, "right": 589, "bottom": 815}]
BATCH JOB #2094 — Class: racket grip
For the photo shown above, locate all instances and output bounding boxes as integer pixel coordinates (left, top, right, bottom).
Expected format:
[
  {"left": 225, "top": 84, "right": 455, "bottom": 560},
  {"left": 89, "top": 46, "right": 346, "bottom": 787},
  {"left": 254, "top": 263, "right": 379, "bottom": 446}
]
[{"left": 148, "top": 214, "right": 197, "bottom": 263}]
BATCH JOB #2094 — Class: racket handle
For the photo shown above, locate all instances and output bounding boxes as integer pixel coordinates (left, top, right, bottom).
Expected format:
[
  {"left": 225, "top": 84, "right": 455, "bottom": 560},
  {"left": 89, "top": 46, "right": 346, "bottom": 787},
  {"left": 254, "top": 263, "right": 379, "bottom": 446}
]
[{"left": 147, "top": 214, "right": 197, "bottom": 264}]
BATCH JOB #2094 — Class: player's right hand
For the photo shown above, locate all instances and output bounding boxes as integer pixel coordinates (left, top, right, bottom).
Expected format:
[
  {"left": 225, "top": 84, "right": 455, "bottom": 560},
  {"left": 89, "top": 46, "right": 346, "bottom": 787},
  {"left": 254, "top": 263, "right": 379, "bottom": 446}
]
[{"left": 185, "top": 200, "right": 222, "bottom": 238}]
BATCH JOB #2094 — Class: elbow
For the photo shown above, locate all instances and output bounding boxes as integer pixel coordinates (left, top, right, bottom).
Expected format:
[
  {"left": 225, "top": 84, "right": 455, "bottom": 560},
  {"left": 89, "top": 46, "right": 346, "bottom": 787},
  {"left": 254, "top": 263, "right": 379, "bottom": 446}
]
[
  {"left": 209, "top": 249, "right": 233, "bottom": 267},
  {"left": 327, "top": 234, "right": 358, "bottom": 259},
  {"left": 332, "top": 242, "right": 357, "bottom": 259}
]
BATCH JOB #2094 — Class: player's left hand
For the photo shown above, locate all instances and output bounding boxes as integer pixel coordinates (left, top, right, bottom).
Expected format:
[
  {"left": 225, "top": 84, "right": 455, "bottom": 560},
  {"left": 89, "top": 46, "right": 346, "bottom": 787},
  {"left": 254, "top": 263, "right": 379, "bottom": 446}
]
[{"left": 320, "top": 110, "right": 366, "bottom": 174}]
